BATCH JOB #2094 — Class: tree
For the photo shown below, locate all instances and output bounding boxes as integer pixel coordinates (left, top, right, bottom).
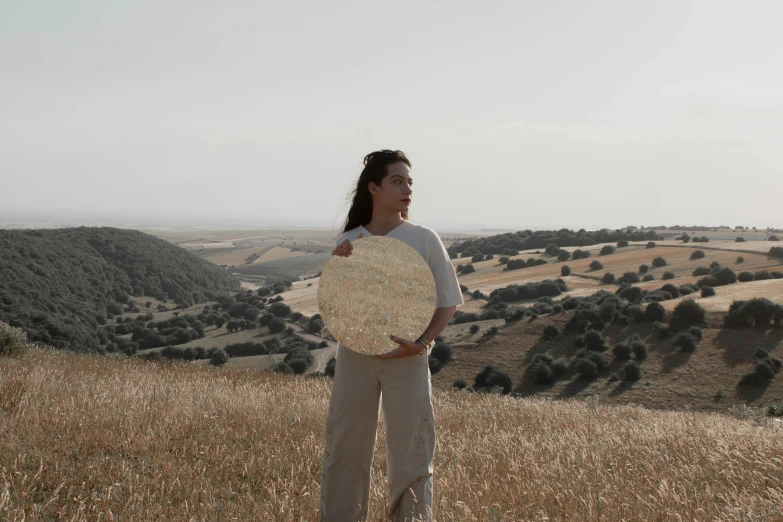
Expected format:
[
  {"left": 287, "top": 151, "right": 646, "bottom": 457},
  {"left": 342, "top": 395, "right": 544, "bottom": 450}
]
[
  {"left": 589, "top": 260, "right": 604, "bottom": 271},
  {"left": 652, "top": 256, "right": 667, "bottom": 268},
  {"left": 561, "top": 265, "right": 571, "bottom": 276}
]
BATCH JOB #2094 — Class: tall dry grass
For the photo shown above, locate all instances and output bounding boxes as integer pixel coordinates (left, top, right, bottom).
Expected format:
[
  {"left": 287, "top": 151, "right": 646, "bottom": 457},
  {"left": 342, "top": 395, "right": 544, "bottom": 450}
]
[{"left": 1, "top": 347, "right": 782, "bottom": 521}]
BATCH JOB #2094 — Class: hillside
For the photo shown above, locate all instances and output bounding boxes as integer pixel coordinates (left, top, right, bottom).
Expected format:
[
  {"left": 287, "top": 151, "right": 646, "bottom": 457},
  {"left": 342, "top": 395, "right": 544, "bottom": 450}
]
[{"left": 0, "top": 227, "right": 240, "bottom": 351}]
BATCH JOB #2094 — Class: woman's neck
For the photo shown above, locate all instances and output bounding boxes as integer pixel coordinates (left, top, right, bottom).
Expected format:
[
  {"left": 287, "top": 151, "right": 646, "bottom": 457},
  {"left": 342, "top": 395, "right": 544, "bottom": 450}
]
[{"left": 364, "top": 213, "right": 404, "bottom": 236}]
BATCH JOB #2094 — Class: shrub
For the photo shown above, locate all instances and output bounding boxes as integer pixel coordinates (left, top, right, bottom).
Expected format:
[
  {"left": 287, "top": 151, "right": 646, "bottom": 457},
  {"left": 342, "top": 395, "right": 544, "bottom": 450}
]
[
  {"left": 601, "top": 272, "right": 616, "bottom": 284},
  {"left": 770, "top": 235, "right": 781, "bottom": 241},
  {"left": 469, "top": 324, "right": 480, "bottom": 334},
  {"left": 589, "top": 260, "right": 604, "bottom": 271},
  {"left": 558, "top": 251, "right": 572, "bottom": 262},
  {"left": 471, "top": 254, "right": 485, "bottom": 263},
  {"left": 672, "top": 332, "right": 698, "bottom": 352},
  {"left": 272, "top": 361, "right": 294, "bottom": 374},
  {"left": 452, "top": 379, "right": 467, "bottom": 390},
  {"left": 530, "top": 359, "right": 554, "bottom": 385},
  {"left": 652, "top": 256, "right": 667, "bottom": 267},
  {"left": 673, "top": 298, "right": 705, "bottom": 324},
  {"left": 769, "top": 247, "right": 783, "bottom": 258},
  {"left": 688, "top": 326, "right": 703, "bottom": 340},
  {"left": 692, "top": 267, "right": 711, "bottom": 276},
  {"left": 620, "top": 272, "right": 641, "bottom": 284},
  {"left": 690, "top": 250, "right": 705, "bottom": 260},
  {"left": 681, "top": 234, "right": 691, "bottom": 243},
  {"left": 613, "top": 342, "right": 631, "bottom": 361},
  {"left": 623, "top": 360, "right": 641, "bottom": 381},
  {"left": 629, "top": 336, "right": 648, "bottom": 360},
  {"left": 754, "top": 270, "right": 773, "bottom": 281},
  {"left": 209, "top": 348, "right": 229, "bottom": 366},
  {"left": 573, "top": 249, "right": 591, "bottom": 260},
  {"left": 551, "top": 357, "right": 568, "bottom": 377},
  {"left": 662, "top": 271, "right": 675, "bottom": 280},
  {"left": 644, "top": 302, "right": 666, "bottom": 322},
  {"left": 653, "top": 321, "right": 670, "bottom": 338},
  {"left": 697, "top": 267, "right": 737, "bottom": 288},
  {"left": 701, "top": 286, "right": 716, "bottom": 298},
  {"left": 736, "top": 237, "right": 746, "bottom": 242},
  {"left": 724, "top": 298, "right": 782, "bottom": 328},
  {"left": 639, "top": 264, "right": 649, "bottom": 274},
  {"left": 268, "top": 318, "right": 287, "bottom": 334},
  {"left": 617, "top": 240, "right": 629, "bottom": 248},
  {"left": 542, "top": 325, "right": 559, "bottom": 340},
  {"left": 643, "top": 274, "right": 655, "bottom": 282},
  {"left": 574, "top": 358, "right": 599, "bottom": 380},
  {"left": 0, "top": 322, "right": 28, "bottom": 357},
  {"left": 646, "top": 242, "right": 656, "bottom": 249},
  {"left": 661, "top": 283, "right": 680, "bottom": 298},
  {"left": 736, "top": 256, "right": 744, "bottom": 264},
  {"left": 600, "top": 245, "right": 616, "bottom": 256},
  {"left": 738, "top": 271, "right": 754, "bottom": 282},
  {"left": 584, "top": 329, "right": 606, "bottom": 351},
  {"left": 561, "top": 265, "right": 572, "bottom": 276},
  {"left": 461, "top": 264, "right": 476, "bottom": 275},
  {"left": 473, "top": 365, "right": 513, "bottom": 394}
]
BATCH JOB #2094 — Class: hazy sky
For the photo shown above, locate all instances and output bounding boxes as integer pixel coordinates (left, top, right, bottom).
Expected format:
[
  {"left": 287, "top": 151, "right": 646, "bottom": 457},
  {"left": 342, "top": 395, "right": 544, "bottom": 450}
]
[{"left": 2, "top": 0, "right": 782, "bottom": 232}]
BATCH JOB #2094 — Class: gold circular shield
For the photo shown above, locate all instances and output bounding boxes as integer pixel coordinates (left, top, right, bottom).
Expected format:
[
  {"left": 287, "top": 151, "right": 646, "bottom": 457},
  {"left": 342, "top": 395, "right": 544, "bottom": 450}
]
[{"left": 318, "top": 235, "right": 436, "bottom": 355}]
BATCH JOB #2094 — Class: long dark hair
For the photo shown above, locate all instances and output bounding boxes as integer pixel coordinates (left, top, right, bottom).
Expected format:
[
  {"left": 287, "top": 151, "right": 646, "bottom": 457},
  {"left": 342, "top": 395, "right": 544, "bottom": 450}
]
[{"left": 339, "top": 149, "right": 412, "bottom": 234}]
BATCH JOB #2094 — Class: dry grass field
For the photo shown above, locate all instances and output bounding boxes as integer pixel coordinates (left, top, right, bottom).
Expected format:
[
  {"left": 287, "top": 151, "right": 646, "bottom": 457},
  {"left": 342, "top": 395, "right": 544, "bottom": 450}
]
[{"left": 2, "top": 347, "right": 782, "bottom": 521}]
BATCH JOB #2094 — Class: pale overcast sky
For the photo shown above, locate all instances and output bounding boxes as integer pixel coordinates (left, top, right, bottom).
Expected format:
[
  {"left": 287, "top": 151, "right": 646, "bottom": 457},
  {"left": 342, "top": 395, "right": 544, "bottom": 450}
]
[{"left": 2, "top": 0, "right": 782, "bottom": 232}]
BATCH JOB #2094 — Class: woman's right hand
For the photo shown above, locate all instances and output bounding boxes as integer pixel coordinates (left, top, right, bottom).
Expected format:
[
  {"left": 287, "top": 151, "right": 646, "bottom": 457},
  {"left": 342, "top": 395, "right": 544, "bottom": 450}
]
[{"left": 332, "top": 233, "right": 364, "bottom": 257}]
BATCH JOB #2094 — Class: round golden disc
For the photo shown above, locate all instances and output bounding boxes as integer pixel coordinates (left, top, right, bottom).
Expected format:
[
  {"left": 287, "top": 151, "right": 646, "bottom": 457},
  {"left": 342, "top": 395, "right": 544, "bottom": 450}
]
[{"left": 318, "top": 235, "right": 436, "bottom": 355}]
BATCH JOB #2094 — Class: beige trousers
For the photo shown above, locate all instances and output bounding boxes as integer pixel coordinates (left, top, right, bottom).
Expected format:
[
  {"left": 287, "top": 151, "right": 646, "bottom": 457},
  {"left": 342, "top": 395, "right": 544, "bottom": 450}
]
[{"left": 319, "top": 343, "right": 436, "bottom": 522}]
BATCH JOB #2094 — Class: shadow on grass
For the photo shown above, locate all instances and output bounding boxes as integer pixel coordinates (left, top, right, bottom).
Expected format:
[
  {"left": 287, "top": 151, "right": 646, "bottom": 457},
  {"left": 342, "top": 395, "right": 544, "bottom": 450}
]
[
  {"left": 735, "top": 379, "right": 773, "bottom": 402},
  {"left": 609, "top": 379, "right": 637, "bottom": 396},
  {"left": 713, "top": 327, "right": 783, "bottom": 366}
]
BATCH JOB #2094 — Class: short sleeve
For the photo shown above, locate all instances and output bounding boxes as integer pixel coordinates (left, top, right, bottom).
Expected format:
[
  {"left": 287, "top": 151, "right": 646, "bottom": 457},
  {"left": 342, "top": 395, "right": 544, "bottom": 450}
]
[{"left": 427, "top": 231, "right": 465, "bottom": 308}]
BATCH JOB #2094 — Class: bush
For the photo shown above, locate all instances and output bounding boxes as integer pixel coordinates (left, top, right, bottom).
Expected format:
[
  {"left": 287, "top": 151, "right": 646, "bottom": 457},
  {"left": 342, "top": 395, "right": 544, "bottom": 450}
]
[
  {"left": 620, "top": 272, "right": 641, "bottom": 284},
  {"left": 672, "top": 332, "right": 699, "bottom": 352},
  {"left": 574, "top": 358, "right": 599, "bottom": 380},
  {"left": 0, "top": 322, "right": 28, "bottom": 357},
  {"left": 692, "top": 267, "right": 711, "bottom": 276},
  {"left": 469, "top": 324, "right": 480, "bottom": 334},
  {"left": 461, "top": 264, "right": 475, "bottom": 275},
  {"left": 530, "top": 359, "right": 554, "bottom": 385},
  {"left": 601, "top": 272, "right": 616, "bottom": 284},
  {"left": 629, "top": 335, "right": 648, "bottom": 360},
  {"left": 542, "top": 325, "right": 559, "bottom": 341},
  {"left": 697, "top": 267, "right": 737, "bottom": 288},
  {"left": 646, "top": 242, "right": 656, "bottom": 249},
  {"left": 724, "top": 298, "right": 782, "bottom": 328},
  {"left": 268, "top": 318, "right": 287, "bottom": 334},
  {"left": 561, "top": 265, "right": 572, "bottom": 276},
  {"left": 662, "top": 272, "right": 675, "bottom": 280},
  {"left": 639, "top": 264, "right": 649, "bottom": 274},
  {"left": 770, "top": 235, "right": 781, "bottom": 241},
  {"left": 690, "top": 250, "right": 705, "bottom": 260},
  {"left": 617, "top": 240, "right": 629, "bottom": 248},
  {"left": 701, "top": 286, "right": 716, "bottom": 298},
  {"left": 738, "top": 271, "right": 754, "bottom": 282},
  {"left": 653, "top": 321, "right": 670, "bottom": 338},
  {"left": 644, "top": 302, "right": 666, "bottom": 322},
  {"left": 688, "top": 326, "right": 703, "bottom": 340},
  {"left": 673, "top": 298, "right": 706, "bottom": 324},
  {"left": 600, "top": 245, "right": 616, "bottom": 256},
  {"left": 736, "top": 237, "right": 746, "bottom": 242},
  {"left": 736, "top": 256, "right": 744, "bottom": 264},
  {"left": 584, "top": 329, "right": 606, "bottom": 351},
  {"left": 271, "top": 361, "right": 294, "bottom": 374},
  {"left": 589, "top": 260, "right": 604, "bottom": 271},
  {"left": 652, "top": 256, "right": 667, "bottom": 268},
  {"left": 623, "top": 360, "right": 641, "bottom": 381},
  {"left": 473, "top": 365, "right": 513, "bottom": 394},
  {"left": 769, "top": 247, "right": 783, "bottom": 258},
  {"left": 558, "top": 251, "right": 572, "bottom": 262},
  {"left": 452, "top": 379, "right": 467, "bottom": 390},
  {"left": 613, "top": 342, "right": 631, "bottom": 361},
  {"left": 209, "top": 348, "right": 229, "bottom": 366},
  {"left": 643, "top": 274, "right": 655, "bottom": 282},
  {"left": 661, "top": 283, "right": 680, "bottom": 298},
  {"left": 573, "top": 249, "right": 591, "bottom": 260}
]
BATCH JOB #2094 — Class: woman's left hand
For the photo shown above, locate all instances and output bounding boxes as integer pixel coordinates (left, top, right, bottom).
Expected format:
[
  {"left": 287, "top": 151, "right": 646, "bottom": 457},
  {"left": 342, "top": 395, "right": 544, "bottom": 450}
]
[{"left": 375, "top": 335, "right": 426, "bottom": 359}]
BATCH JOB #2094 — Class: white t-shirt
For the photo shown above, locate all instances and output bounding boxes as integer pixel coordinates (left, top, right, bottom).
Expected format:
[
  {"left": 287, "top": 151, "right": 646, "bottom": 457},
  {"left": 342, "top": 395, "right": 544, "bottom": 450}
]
[{"left": 331, "top": 220, "right": 465, "bottom": 356}]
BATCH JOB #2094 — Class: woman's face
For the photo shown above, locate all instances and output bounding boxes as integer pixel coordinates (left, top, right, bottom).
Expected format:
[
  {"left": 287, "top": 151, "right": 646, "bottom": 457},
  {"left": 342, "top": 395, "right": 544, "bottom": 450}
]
[{"left": 369, "top": 161, "right": 413, "bottom": 212}]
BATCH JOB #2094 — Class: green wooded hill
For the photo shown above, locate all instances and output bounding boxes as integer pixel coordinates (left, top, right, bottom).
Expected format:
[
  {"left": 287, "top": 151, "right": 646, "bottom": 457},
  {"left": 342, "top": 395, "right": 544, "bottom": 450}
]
[{"left": 0, "top": 227, "right": 240, "bottom": 351}]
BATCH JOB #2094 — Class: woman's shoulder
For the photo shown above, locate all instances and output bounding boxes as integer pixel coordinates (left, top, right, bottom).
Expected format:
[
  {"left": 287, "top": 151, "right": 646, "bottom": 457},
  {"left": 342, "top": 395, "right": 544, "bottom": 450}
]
[{"left": 335, "top": 225, "right": 364, "bottom": 244}]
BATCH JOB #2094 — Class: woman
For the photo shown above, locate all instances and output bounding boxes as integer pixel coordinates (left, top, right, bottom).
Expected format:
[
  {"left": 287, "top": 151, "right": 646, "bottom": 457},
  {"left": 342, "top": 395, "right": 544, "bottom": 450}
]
[{"left": 319, "top": 150, "right": 464, "bottom": 522}]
